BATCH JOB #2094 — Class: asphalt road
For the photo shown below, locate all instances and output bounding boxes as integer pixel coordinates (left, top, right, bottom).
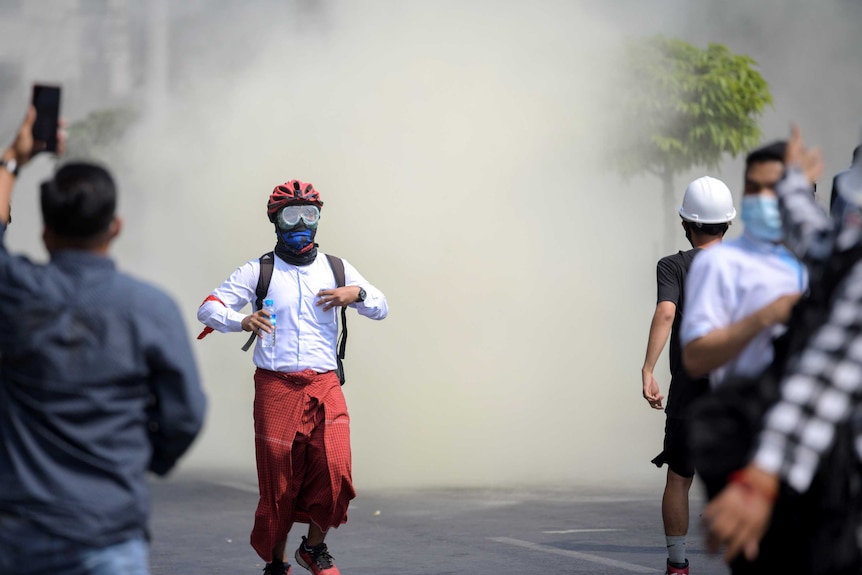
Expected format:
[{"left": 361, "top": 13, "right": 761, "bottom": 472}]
[{"left": 148, "top": 471, "right": 730, "bottom": 575}]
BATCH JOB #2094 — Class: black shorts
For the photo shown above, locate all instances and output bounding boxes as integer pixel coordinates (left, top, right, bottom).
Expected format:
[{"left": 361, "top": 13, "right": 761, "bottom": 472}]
[{"left": 651, "top": 417, "right": 695, "bottom": 478}]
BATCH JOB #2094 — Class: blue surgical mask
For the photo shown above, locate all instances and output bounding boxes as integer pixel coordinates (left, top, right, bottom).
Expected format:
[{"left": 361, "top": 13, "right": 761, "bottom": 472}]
[{"left": 741, "top": 195, "right": 783, "bottom": 242}]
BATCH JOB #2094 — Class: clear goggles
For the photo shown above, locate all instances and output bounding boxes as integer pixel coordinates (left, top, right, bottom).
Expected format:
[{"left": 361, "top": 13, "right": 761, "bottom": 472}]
[{"left": 277, "top": 205, "right": 320, "bottom": 229}]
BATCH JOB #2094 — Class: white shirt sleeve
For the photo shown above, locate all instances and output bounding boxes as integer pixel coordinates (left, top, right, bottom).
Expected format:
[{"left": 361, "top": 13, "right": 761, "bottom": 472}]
[
  {"left": 680, "top": 249, "right": 734, "bottom": 347},
  {"left": 341, "top": 258, "right": 388, "bottom": 320},
  {"left": 196, "top": 260, "right": 259, "bottom": 333}
]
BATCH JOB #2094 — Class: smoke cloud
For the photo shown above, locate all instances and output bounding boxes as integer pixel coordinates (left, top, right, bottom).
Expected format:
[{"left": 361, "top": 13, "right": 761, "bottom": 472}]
[{"left": 1, "top": 0, "right": 859, "bottom": 490}]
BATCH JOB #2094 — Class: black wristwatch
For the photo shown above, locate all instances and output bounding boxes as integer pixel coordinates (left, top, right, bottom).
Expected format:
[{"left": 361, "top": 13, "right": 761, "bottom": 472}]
[
  {"left": 0, "top": 158, "right": 19, "bottom": 177},
  {"left": 356, "top": 287, "right": 367, "bottom": 302}
]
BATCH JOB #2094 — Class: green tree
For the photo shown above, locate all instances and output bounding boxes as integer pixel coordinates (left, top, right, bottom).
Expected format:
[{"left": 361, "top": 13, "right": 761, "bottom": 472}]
[{"left": 610, "top": 35, "right": 773, "bottom": 252}]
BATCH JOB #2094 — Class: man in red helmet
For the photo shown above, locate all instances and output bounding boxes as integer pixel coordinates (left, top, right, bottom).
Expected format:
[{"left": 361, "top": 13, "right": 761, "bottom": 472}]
[{"left": 197, "top": 180, "right": 388, "bottom": 575}]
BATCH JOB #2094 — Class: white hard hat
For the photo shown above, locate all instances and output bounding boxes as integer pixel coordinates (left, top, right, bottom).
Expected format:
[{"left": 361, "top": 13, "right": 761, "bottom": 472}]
[{"left": 678, "top": 176, "right": 737, "bottom": 224}]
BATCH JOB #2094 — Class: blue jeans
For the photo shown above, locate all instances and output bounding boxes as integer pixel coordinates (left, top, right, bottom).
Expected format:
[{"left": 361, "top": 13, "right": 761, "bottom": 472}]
[{"left": 0, "top": 514, "right": 150, "bottom": 575}]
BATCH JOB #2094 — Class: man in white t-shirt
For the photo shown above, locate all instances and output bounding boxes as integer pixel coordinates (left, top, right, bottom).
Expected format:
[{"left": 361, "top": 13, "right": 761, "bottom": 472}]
[
  {"left": 681, "top": 142, "right": 806, "bottom": 389},
  {"left": 680, "top": 141, "right": 808, "bottom": 575}
]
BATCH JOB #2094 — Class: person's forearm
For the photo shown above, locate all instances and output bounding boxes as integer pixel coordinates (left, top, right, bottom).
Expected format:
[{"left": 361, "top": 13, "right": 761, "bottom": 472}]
[
  {"left": 683, "top": 309, "right": 773, "bottom": 377},
  {"left": 1, "top": 107, "right": 38, "bottom": 225},
  {"left": 0, "top": 148, "right": 15, "bottom": 225},
  {"left": 642, "top": 304, "right": 674, "bottom": 373},
  {"left": 354, "top": 284, "right": 388, "bottom": 320},
  {"left": 778, "top": 167, "right": 833, "bottom": 264},
  {"left": 197, "top": 298, "right": 245, "bottom": 332},
  {"left": 731, "top": 464, "right": 779, "bottom": 502}
]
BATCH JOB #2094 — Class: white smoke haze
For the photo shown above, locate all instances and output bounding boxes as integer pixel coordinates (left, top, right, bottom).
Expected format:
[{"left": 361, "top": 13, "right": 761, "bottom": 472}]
[
  {"left": 1, "top": 0, "right": 859, "bottom": 491},
  {"left": 148, "top": 0, "right": 646, "bottom": 489}
]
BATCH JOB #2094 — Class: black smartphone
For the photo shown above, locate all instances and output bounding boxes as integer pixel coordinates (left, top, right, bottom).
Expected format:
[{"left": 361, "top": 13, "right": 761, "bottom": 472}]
[{"left": 31, "top": 84, "right": 61, "bottom": 153}]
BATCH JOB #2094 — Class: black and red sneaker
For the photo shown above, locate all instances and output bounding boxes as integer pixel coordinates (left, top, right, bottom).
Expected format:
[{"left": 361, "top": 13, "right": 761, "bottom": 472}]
[
  {"left": 294, "top": 536, "right": 340, "bottom": 575},
  {"left": 262, "top": 560, "right": 291, "bottom": 575},
  {"left": 666, "top": 558, "right": 689, "bottom": 575}
]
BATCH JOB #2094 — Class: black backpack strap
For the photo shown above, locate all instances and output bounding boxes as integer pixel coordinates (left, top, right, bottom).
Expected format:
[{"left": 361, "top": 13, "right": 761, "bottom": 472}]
[
  {"left": 325, "top": 254, "right": 347, "bottom": 384},
  {"left": 242, "top": 252, "right": 275, "bottom": 352}
]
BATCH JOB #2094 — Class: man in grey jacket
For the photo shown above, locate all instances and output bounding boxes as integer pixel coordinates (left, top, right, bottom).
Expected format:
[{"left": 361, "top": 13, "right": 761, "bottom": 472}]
[{"left": 0, "top": 106, "right": 207, "bottom": 575}]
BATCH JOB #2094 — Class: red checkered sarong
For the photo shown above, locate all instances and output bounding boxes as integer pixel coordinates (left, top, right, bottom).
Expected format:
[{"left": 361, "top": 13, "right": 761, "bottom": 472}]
[{"left": 249, "top": 368, "right": 355, "bottom": 560}]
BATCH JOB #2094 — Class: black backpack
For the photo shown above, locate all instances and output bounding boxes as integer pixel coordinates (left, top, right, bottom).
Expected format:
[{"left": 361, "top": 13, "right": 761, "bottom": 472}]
[
  {"left": 241, "top": 251, "right": 349, "bottom": 385},
  {"left": 688, "top": 242, "right": 862, "bottom": 573}
]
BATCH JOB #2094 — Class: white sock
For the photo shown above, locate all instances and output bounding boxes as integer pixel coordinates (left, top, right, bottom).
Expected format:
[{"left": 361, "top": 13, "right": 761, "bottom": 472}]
[{"left": 666, "top": 535, "right": 686, "bottom": 565}]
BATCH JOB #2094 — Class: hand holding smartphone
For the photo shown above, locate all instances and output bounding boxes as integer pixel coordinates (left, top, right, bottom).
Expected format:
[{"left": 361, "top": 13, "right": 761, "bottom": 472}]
[{"left": 31, "top": 84, "right": 61, "bottom": 154}]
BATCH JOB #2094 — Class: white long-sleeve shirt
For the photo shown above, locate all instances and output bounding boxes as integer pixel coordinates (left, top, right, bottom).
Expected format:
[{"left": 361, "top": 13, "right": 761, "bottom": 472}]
[{"left": 198, "top": 252, "right": 387, "bottom": 373}]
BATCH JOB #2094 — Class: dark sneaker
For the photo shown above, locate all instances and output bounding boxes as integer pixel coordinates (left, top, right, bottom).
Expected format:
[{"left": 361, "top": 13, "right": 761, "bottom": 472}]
[
  {"left": 263, "top": 561, "right": 291, "bottom": 575},
  {"left": 666, "top": 558, "right": 689, "bottom": 575},
  {"left": 294, "top": 536, "right": 340, "bottom": 575}
]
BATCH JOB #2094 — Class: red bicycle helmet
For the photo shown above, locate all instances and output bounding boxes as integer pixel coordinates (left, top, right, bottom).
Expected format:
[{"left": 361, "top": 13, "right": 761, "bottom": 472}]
[{"left": 267, "top": 180, "right": 323, "bottom": 222}]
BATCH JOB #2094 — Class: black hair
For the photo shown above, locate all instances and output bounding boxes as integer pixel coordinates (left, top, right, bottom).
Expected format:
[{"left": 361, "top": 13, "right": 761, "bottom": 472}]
[
  {"left": 745, "top": 141, "right": 787, "bottom": 172},
  {"left": 40, "top": 162, "right": 117, "bottom": 238},
  {"left": 683, "top": 220, "right": 730, "bottom": 237},
  {"left": 853, "top": 144, "right": 861, "bottom": 165}
]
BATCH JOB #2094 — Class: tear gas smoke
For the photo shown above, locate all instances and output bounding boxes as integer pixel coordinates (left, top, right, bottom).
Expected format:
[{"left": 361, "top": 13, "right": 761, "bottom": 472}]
[{"left": 1, "top": 0, "right": 860, "bottom": 490}]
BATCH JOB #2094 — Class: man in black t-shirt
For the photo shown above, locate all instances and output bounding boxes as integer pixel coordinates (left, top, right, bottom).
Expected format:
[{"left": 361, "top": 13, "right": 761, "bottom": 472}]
[{"left": 641, "top": 176, "right": 736, "bottom": 575}]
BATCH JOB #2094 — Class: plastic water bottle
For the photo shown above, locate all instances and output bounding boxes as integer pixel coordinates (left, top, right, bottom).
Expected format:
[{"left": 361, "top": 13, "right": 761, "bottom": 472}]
[{"left": 261, "top": 298, "right": 276, "bottom": 348}]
